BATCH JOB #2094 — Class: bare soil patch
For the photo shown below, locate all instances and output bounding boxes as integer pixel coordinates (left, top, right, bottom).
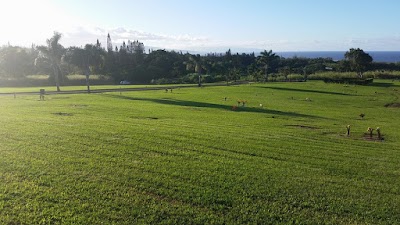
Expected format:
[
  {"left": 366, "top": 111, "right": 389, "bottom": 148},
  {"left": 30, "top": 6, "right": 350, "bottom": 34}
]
[
  {"left": 130, "top": 116, "right": 159, "bottom": 120},
  {"left": 384, "top": 102, "right": 400, "bottom": 108},
  {"left": 52, "top": 112, "right": 74, "bottom": 116},
  {"left": 70, "top": 104, "right": 88, "bottom": 108},
  {"left": 362, "top": 133, "right": 385, "bottom": 141}
]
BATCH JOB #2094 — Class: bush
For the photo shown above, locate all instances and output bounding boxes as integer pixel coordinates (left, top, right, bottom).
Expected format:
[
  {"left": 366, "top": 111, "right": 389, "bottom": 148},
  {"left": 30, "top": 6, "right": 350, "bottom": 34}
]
[
  {"left": 153, "top": 78, "right": 180, "bottom": 85},
  {"left": 365, "top": 71, "right": 400, "bottom": 79},
  {"left": 308, "top": 72, "right": 358, "bottom": 80},
  {"left": 307, "top": 72, "right": 374, "bottom": 85},
  {"left": 275, "top": 76, "right": 287, "bottom": 82},
  {"left": 175, "top": 74, "right": 226, "bottom": 84},
  {"left": 287, "top": 74, "right": 305, "bottom": 82}
]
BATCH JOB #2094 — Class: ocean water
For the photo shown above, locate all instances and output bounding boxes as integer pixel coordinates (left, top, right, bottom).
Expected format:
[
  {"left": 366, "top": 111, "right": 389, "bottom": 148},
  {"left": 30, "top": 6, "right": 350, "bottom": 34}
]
[{"left": 276, "top": 51, "right": 400, "bottom": 63}]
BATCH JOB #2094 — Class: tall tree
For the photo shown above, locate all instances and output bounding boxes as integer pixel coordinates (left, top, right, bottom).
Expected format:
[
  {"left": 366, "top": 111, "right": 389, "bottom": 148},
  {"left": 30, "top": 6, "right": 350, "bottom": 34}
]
[
  {"left": 344, "top": 48, "right": 373, "bottom": 78},
  {"left": 36, "top": 32, "right": 64, "bottom": 91},
  {"left": 64, "top": 44, "right": 104, "bottom": 93},
  {"left": 187, "top": 54, "right": 203, "bottom": 86},
  {"left": 257, "top": 50, "right": 280, "bottom": 82},
  {"left": 0, "top": 46, "right": 34, "bottom": 78}
]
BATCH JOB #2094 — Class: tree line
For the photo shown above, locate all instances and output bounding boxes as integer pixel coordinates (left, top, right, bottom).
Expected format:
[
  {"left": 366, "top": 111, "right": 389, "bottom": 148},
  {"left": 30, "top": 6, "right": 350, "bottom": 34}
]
[{"left": 1, "top": 32, "right": 399, "bottom": 90}]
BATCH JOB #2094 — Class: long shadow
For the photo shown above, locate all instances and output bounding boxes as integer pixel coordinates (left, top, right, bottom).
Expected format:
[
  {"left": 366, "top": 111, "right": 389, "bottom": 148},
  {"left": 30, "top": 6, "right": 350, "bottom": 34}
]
[
  {"left": 259, "top": 86, "right": 355, "bottom": 96},
  {"left": 104, "top": 94, "right": 324, "bottom": 119},
  {"left": 367, "top": 82, "right": 395, "bottom": 88}
]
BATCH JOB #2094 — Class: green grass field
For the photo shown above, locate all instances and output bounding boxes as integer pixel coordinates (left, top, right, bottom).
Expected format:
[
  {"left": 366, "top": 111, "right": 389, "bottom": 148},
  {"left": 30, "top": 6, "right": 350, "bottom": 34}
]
[{"left": 1, "top": 80, "right": 400, "bottom": 224}]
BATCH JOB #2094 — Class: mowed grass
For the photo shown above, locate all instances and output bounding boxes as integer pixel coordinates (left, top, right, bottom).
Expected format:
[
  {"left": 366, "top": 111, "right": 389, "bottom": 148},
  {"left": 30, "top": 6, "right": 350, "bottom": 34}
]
[{"left": 0, "top": 80, "right": 400, "bottom": 224}]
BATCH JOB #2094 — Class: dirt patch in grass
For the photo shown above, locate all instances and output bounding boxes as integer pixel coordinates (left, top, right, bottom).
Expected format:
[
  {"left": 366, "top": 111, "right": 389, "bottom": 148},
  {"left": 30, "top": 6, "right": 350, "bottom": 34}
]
[
  {"left": 70, "top": 104, "right": 88, "bottom": 108},
  {"left": 130, "top": 116, "right": 159, "bottom": 120},
  {"left": 384, "top": 102, "right": 400, "bottom": 108},
  {"left": 52, "top": 112, "right": 74, "bottom": 116},
  {"left": 341, "top": 133, "right": 385, "bottom": 141},
  {"left": 285, "top": 124, "right": 320, "bottom": 129},
  {"left": 362, "top": 134, "right": 385, "bottom": 141}
]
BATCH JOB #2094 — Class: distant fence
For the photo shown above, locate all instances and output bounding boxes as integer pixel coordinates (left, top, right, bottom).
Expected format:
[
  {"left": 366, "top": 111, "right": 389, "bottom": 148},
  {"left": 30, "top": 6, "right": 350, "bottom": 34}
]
[{"left": 0, "top": 77, "right": 115, "bottom": 87}]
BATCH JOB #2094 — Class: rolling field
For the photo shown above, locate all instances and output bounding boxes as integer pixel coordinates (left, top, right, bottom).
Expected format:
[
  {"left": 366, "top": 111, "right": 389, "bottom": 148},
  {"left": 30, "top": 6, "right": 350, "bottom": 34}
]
[{"left": 0, "top": 81, "right": 400, "bottom": 224}]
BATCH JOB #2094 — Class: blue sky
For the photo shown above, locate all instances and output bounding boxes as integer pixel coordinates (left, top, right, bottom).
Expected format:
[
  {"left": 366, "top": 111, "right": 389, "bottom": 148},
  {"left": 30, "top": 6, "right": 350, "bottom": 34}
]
[{"left": 1, "top": 0, "right": 400, "bottom": 52}]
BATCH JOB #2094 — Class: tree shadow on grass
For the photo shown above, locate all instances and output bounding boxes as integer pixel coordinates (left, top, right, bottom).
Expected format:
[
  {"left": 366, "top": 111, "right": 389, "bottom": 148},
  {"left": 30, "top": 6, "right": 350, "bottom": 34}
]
[
  {"left": 367, "top": 82, "right": 395, "bottom": 88},
  {"left": 104, "top": 94, "right": 324, "bottom": 119},
  {"left": 259, "top": 86, "right": 355, "bottom": 96}
]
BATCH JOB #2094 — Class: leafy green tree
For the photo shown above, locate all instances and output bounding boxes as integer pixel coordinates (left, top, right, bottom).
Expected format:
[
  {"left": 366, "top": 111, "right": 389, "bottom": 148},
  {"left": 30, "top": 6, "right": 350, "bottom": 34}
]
[
  {"left": 0, "top": 46, "right": 35, "bottom": 78},
  {"left": 229, "top": 67, "right": 241, "bottom": 82},
  {"left": 336, "top": 60, "right": 351, "bottom": 72},
  {"left": 64, "top": 44, "right": 105, "bottom": 93},
  {"left": 185, "top": 54, "right": 204, "bottom": 86},
  {"left": 36, "top": 32, "right": 65, "bottom": 91},
  {"left": 103, "top": 50, "right": 118, "bottom": 79},
  {"left": 279, "top": 66, "right": 291, "bottom": 81},
  {"left": 344, "top": 48, "right": 373, "bottom": 78}
]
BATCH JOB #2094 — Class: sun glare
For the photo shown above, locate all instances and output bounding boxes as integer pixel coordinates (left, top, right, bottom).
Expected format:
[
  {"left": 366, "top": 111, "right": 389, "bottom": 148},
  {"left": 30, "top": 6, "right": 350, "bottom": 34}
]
[{"left": 0, "top": 0, "right": 77, "bottom": 46}]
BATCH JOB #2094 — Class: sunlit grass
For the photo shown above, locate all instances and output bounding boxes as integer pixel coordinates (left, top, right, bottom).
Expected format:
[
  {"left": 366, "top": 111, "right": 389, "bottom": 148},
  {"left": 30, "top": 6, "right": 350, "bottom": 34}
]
[{"left": 1, "top": 80, "right": 399, "bottom": 224}]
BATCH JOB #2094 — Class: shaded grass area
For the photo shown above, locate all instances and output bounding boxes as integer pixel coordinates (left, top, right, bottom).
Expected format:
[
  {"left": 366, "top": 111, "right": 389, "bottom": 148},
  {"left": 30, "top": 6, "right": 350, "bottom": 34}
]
[
  {"left": 104, "top": 94, "right": 324, "bottom": 119},
  {"left": 260, "top": 86, "right": 355, "bottom": 96},
  {"left": 0, "top": 81, "right": 400, "bottom": 224}
]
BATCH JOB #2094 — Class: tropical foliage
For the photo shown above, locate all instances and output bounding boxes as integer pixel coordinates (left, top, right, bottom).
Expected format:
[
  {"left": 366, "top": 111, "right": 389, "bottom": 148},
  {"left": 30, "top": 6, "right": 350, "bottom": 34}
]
[{"left": 1, "top": 32, "right": 400, "bottom": 88}]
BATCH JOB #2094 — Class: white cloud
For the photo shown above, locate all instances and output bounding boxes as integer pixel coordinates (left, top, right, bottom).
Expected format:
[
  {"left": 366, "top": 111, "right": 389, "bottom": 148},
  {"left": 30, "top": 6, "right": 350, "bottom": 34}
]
[
  {"left": 57, "top": 26, "right": 210, "bottom": 50},
  {"left": 2, "top": 17, "right": 400, "bottom": 52}
]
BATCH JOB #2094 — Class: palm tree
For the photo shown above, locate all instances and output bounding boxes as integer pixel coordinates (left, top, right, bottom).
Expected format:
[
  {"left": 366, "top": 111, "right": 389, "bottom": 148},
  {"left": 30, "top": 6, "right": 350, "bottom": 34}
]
[
  {"left": 257, "top": 50, "right": 279, "bottom": 82},
  {"left": 36, "top": 32, "right": 64, "bottom": 92}
]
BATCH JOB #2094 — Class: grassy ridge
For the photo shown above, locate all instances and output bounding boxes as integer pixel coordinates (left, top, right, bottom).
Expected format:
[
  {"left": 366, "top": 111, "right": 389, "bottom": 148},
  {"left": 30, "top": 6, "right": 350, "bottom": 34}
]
[{"left": 1, "top": 81, "right": 400, "bottom": 224}]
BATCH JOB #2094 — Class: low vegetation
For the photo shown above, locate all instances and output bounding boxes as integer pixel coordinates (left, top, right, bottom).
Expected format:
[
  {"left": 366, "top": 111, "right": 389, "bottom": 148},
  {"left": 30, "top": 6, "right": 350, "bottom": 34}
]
[{"left": 1, "top": 80, "right": 399, "bottom": 224}]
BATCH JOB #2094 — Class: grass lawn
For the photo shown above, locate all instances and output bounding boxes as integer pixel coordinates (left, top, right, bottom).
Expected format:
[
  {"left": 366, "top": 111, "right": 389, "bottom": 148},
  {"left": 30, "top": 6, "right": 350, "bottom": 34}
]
[{"left": 0, "top": 80, "right": 399, "bottom": 224}]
